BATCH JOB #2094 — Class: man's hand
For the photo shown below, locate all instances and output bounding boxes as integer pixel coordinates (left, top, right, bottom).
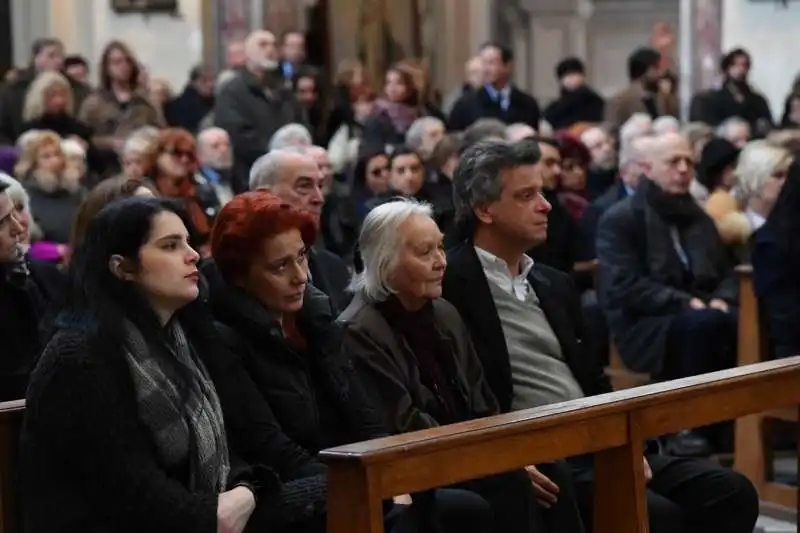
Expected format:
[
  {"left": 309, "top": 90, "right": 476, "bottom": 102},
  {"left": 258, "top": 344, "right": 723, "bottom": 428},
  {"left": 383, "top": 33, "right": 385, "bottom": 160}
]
[
  {"left": 689, "top": 298, "right": 706, "bottom": 310},
  {"left": 709, "top": 299, "right": 729, "bottom": 313},
  {"left": 217, "top": 486, "right": 256, "bottom": 533},
  {"left": 524, "top": 465, "right": 559, "bottom": 508},
  {"left": 643, "top": 457, "right": 652, "bottom": 483}
]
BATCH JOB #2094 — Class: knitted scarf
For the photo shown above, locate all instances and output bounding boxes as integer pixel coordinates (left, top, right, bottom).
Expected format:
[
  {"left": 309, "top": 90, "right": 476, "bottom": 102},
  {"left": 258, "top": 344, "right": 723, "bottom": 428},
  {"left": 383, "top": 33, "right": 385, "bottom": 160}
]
[{"left": 123, "top": 319, "right": 230, "bottom": 494}]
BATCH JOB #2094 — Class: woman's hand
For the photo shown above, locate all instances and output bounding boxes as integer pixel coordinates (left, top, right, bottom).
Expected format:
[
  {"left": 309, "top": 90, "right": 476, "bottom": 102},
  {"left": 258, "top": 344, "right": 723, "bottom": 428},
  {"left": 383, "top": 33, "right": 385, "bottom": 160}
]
[
  {"left": 217, "top": 486, "right": 256, "bottom": 533},
  {"left": 524, "top": 465, "right": 560, "bottom": 508}
]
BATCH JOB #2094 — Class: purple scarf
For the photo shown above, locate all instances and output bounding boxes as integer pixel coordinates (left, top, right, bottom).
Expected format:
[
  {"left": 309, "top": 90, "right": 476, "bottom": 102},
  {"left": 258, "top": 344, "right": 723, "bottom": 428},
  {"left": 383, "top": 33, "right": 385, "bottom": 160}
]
[{"left": 374, "top": 99, "right": 419, "bottom": 134}]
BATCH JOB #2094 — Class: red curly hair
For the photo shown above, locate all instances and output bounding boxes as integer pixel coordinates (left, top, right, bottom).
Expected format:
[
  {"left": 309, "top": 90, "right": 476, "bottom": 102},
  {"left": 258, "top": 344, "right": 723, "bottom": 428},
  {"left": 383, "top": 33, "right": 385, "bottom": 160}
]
[
  {"left": 210, "top": 191, "right": 318, "bottom": 283},
  {"left": 554, "top": 132, "right": 592, "bottom": 169}
]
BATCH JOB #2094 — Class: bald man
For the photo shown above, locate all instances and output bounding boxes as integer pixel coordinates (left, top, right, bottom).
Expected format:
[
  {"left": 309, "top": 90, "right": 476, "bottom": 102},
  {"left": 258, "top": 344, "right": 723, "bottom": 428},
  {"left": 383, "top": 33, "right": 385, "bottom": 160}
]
[
  {"left": 596, "top": 132, "right": 740, "bottom": 454},
  {"left": 215, "top": 29, "right": 305, "bottom": 198}
]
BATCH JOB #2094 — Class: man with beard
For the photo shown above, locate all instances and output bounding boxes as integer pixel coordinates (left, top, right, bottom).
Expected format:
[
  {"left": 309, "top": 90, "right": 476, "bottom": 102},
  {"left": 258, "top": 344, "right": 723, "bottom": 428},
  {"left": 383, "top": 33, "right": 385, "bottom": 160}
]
[
  {"left": 215, "top": 30, "right": 306, "bottom": 197},
  {"left": 579, "top": 126, "right": 618, "bottom": 199},
  {"left": 605, "top": 47, "right": 678, "bottom": 127},
  {"left": 543, "top": 57, "right": 604, "bottom": 131},
  {"left": 198, "top": 127, "right": 236, "bottom": 201},
  {"left": 698, "top": 48, "right": 773, "bottom": 137}
]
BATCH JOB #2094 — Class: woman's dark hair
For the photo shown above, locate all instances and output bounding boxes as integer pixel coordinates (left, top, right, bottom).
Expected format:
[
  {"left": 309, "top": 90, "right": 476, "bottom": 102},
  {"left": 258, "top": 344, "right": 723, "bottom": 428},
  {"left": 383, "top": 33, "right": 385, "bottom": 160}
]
[
  {"left": 767, "top": 161, "right": 800, "bottom": 269},
  {"left": 388, "top": 145, "right": 422, "bottom": 170},
  {"left": 69, "top": 176, "right": 156, "bottom": 254},
  {"left": 385, "top": 63, "right": 419, "bottom": 107},
  {"left": 60, "top": 197, "right": 213, "bottom": 386},
  {"left": 352, "top": 146, "right": 388, "bottom": 189}
]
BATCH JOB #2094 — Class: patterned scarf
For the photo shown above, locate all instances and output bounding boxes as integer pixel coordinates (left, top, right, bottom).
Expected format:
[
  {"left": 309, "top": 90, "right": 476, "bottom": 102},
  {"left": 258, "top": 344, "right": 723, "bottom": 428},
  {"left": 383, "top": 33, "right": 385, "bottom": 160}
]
[
  {"left": 123, "top": 319, "right": 230, "bottom": 494},
  {"left": 374, "top": 98, "right": 419, "bottom": 134}
]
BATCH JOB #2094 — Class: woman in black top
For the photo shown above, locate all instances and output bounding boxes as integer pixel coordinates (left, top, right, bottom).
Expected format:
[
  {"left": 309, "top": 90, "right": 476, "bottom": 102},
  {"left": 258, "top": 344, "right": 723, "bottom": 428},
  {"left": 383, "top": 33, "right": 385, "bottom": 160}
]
[{"left": 21, "top": 197, "right": 295, "bottom": 533}]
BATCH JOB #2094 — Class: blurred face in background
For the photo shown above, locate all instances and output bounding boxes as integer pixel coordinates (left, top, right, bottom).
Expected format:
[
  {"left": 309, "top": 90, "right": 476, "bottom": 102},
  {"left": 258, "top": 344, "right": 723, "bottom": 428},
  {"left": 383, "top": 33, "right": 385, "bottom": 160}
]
[
  {"left": 36, "top": 141, "right": 65, "bottom": 175},
  {"left": 365, "top": 154, "right": 390, "bottom": 195},
  {"left": 465, "top": 56, "right": 484, "bottom": 88},
  {"left": 44, "top": 85, "right": 70, "bottom": 115},
  {"left": 480, "top": 45, "right": 510, "bottom": 87},
  {"left": 295, "top": 75, "right": 318, "bottom": 107},
  {"left": 106, "top": 46, "right": 133, "bottom": 84},
  {"left": 650, "top": 133, "right": 694, "bottom": 195},
  {"left": 245, "top": 31, "right": 279, "bottom": 71},
  {"left": 581, "top": 128, "right": 616, "bottom": 170},
  {"left": 65, "top": 62, "right": 88, "bottom": 84},
  {"left": 198, "top": 129, "right": 233, "bottom": 170},
  {"left": 390, "top": 153, "right": 425, "bottom": 196},
  {"left": 0, "top": 192, "right": 24, "bottom": 262},
  {"left": 34, "top": 44, "right": 64, "bottom": 72},
  {"left": 226, "top": 41, "right": 246, "bottom": 69},
  {"left": 123, "top": 151, "right": 147, "bottom": 179},
  {"left": 281, "top": 32, "right": 306, "bottom": 64},
  {"left": 384, "top": 69, "right": 410, "bottom": 103}
]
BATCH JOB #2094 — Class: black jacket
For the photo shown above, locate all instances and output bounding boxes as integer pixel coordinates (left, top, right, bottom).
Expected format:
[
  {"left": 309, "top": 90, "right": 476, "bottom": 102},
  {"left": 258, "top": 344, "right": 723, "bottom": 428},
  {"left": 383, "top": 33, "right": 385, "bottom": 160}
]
[
  {"left": 204, "top": 261, "right": 387, "bottom": 456},
  {"left": 0, "top": 259, "right": 65, "bottom": 401},
  {"left": 577, "top": 182, "right": 629, "bottom": 261},
  {"left": 442, "top": 242, "right": 611, "bottom": 413},
  {"left": 448, "top": 86, "right": 541, "bottom": 131},
  {"left": 308, "top": 245, "right": 351, "bottom": 314},
  {"left": 543, "top": 86, "right": 605, "bottom": 131},
  {"left": 21, "top": 326, "right": 273, "bottom": 533},
  {"left": 164, "top": 85, "right": 215, "bottom": 134},
  {"left": 697, "top": 83, "right": 773, "bottom": 134},
  {"left": 595, "top": 187, "right": 737, "bottom": 374}
]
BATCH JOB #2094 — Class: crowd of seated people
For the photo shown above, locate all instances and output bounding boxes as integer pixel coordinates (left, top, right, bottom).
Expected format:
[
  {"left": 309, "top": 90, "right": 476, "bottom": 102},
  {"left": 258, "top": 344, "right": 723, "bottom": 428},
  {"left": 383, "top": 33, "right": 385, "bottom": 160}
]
[{"left": 5, "top": 22, "right": 800, "bottom": 533}]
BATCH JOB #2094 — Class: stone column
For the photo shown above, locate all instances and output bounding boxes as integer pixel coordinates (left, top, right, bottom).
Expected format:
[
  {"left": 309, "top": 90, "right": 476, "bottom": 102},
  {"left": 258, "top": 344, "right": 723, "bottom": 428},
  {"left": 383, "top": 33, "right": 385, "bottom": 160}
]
[{"left": 11, "top": 0, "right": 52, "bottom": 66}]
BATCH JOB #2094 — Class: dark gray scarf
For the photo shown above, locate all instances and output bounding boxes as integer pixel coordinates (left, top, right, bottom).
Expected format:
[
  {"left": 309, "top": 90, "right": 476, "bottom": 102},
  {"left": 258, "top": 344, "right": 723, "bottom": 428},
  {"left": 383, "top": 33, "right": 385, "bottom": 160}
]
[{"left": 123, "top": 319, "right": 230, "bottom": 494}]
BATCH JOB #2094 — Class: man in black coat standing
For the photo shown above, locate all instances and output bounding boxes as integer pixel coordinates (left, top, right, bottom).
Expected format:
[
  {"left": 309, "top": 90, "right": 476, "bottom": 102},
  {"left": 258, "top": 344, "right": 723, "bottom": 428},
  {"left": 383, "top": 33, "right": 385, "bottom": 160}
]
[
  {"left": 448, "top": 42, "right": 541, "bottom": 132},
  {"left": 442, "top": 138, "right": 758, "bottom": 533},
  {"left": 543, "top": 57, "right": 604, "bottom": 131}
]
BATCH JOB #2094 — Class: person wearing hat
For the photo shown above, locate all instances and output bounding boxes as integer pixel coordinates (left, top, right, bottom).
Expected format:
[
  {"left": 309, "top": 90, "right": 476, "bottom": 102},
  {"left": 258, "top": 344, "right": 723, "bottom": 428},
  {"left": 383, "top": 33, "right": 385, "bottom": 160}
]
[
  {"left": 700, "top": 137, "right": 748, "bottom": 246},
  {"left": 543, "top": 57, "right": 605, "bottom": 131}
]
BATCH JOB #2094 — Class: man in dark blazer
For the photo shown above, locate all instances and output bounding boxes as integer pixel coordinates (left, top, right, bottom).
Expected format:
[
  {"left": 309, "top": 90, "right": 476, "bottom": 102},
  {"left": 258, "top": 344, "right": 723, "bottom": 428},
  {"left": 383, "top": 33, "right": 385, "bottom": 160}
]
[
  {"left": 443, "top": 138, "right": 758, "bottom": 533},
  {"left": 448, "top": 42, "right": 540, "bottom": 132}
]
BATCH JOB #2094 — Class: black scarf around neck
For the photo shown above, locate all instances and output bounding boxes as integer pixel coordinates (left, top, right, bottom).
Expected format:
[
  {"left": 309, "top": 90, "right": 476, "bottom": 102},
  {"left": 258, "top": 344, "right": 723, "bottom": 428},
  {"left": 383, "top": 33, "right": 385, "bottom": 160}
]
[{"left": 641, "top": 177, "right": 702, "bottom": 228}]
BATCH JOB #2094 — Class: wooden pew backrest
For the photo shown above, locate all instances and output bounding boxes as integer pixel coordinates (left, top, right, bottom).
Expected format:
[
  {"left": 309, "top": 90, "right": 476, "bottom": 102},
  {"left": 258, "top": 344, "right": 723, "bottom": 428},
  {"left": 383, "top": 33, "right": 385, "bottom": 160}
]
[{"left": 0, "top": 400, "right": 24, "bottom": 533}]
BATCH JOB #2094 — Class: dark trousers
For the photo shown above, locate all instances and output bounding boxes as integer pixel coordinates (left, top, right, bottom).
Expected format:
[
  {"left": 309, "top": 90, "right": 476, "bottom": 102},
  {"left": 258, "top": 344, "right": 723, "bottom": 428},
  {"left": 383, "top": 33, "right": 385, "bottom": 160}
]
[
  {"left": 572, "top": 454, "right": 758, "bottom": 533},
  {"left": 457, "top": 461, "right": 585, "bottom": 533},
  {"left": 267, "top": 488, "right": 494, "bottom": 533},
  {"left": 663, "top": 308, "right": 738, "bottom": 380}
]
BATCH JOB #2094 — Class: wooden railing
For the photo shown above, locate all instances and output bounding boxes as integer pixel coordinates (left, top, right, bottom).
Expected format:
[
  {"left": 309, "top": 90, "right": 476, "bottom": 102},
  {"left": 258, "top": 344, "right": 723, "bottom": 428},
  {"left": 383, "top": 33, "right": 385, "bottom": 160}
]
[
  {"left": 321, "top": 358, "right": 800, "bottom": 533},
  {"left": 0, "top": 400, "right": 24, "bottom": 533}
]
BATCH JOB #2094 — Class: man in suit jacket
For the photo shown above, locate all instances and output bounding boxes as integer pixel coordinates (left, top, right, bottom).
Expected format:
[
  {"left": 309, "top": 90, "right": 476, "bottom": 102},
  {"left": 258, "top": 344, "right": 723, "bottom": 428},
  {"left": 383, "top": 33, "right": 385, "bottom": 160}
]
[
  {"left": 448, "top": 42, "right": 541, "bottom": 132},
  {"left": 443, "top": 138, "right": 758, "bottom": 533},
  {"left": 605, "top": 47, "right": 678, "bottom": 128}
]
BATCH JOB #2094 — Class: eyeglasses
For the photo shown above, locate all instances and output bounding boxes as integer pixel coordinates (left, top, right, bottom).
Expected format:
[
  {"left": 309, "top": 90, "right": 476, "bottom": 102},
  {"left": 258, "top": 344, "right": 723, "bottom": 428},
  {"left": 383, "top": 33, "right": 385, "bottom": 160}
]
[
  {"left": 165, "top": 148, "right": 195, "bottom": 160},
  {"left": 369, "top": 166, "right": 388, "bottom": 177}
]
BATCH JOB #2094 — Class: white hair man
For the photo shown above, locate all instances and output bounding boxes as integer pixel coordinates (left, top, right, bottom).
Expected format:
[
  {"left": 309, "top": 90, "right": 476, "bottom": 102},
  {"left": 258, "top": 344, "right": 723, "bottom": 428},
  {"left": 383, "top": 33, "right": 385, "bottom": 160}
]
[
  {"left": 215, "top": 29, "right": 305, "bottom": 198},
  {"left": 579, "top": 126, "right": 618, "bottom": 197},
  {"left": 404, "top": 117, "right": 445, "bottom": 160},
  {"left": 504, "top": 123, "right": 536, "bottom": 142},
  {"left": 268, "top": 123, "right": 313, "bottom": 152},
  {"left": 652, "top": 115, "right": 680, "bottom": 136},
  {"left": 197, "top": 127, "right": 236, "bottom": 202},
  {"left": 249, "top": 149, "right": 351, "bottom": 312},
  {"left": 716, "top": 116, "right": 750, "bottom": 149},
  {"left": 578, "top": 134, "right": 656, "bottom": 259}
]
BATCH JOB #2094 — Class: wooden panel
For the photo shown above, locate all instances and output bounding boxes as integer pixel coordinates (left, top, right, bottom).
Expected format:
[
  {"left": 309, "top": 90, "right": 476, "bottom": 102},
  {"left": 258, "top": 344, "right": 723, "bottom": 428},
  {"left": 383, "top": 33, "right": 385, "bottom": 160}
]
[
  {"left": 528, "top": 18, "right": 571, "bottom": 99},
  {"left": 0, "top": 400, "right": 25, "bottom": 533}
]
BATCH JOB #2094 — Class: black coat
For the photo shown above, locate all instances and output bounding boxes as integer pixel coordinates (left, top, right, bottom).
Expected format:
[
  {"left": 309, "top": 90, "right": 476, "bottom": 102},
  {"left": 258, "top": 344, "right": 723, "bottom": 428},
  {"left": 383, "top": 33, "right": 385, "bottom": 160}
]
[
  {"left": 308, "top": 245, "right": 351, "bottom": 315},
  {"left": 0, "top": 259, "right": 65, "bottom": 401},
  {"left": 204, "top": 261, "right": 387, "bottom": 456},
  {"left": 527, "top": 188, "right": 579, "bottom": 273},
  {"left": 595, "top": 187, "right": 737, "bottom": 374},
  {"left": 21, "top": 326, "right": 272, "bottom": 533},
  {"left": 751, "top": 225, "right": 800, "bottom": 359},
  {"left": 543, "top": 86, "right": 605, "bottom": 131},
  {"left": 697, "top": 83, "right": 773, "bottom": 134},
  {"left": 577, "top": 182, "right": 629, "bottom": 261},
  {"left": 164, "top": 85, "right": 215, "bottom": 135},
  {"left": 215, "top": 69, "right": 305, "bottom": 195},
  {"left": 447, "top": 86, "right": 541, "bottom": 131},
  {"left": 442, "top": 242, "right": 611, "bottom": 413}
]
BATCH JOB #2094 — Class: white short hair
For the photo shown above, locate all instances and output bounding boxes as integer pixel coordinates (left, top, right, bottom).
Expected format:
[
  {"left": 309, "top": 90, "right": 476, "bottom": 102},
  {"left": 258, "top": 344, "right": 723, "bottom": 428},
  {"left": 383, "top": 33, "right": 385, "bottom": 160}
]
[
  {"left": 405, "top": 117, "right": 444, "bottom": 151},
  {"left": 350, "top": 198, "right": 434, "bottom": 302},
  {"left": 268, "top": 123, "right": 312, "bottom": 151},
  {"left": 61, "top": 138, "right": 86, "bottom": 158},
  {"left": 249, "top": 150, "right": 291, "bottom": 190},
  {"left": 122, "top": 135, "right": 151, "bottom": 157},
  {"left": 619, "top": 134, "right": 655, "bottom": 167},
  {"left": 734, "top": 140, "right": 793, "bottom": 202},
  {"left": 619, "top": 113, "right": 653, "bottom": 147},
  {"left": 716, "top": 116, "right": 750, "bottom": 139},
  {"left": 652, "top": 116, "right": 680, "bottom": 135},
  {"left": 505, "top": 123, "right": 537, "bottom": 141},
  {"left": 537, "top": 120, "right": 553, "bottom": 138},
  {"left": 17, "top": 129, "right": 44, "bottom": 150}
]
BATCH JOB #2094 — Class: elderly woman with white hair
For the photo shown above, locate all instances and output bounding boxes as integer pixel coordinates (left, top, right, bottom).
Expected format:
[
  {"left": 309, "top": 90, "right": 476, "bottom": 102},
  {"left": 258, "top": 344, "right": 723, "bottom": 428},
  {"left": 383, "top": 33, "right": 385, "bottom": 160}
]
[
  {"left": 340, "top": 198, "right": 586, "bottom": 533},
  {"left": 404, "top": 116, "right": 445, "bottom": 160}
]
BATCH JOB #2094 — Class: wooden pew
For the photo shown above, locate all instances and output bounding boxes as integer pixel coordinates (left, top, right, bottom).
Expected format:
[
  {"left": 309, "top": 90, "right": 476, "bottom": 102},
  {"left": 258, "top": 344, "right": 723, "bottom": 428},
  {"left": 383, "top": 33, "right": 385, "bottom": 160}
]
[
  {"left": 733, "top": 265, "right": 798, "bottom": 510},
  {"left": 321, "top": 358, "right": 800, "bottom": 533},
  {"left": 0, "top": 400, "right": 24, "bottom": 533}
]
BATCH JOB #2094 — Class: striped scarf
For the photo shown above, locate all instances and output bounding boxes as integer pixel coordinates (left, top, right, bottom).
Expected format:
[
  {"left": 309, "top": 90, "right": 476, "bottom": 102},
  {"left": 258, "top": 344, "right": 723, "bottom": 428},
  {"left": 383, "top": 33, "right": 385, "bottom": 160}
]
[{"left": 123, "top": 319, "right": 230, "bottom": 493}]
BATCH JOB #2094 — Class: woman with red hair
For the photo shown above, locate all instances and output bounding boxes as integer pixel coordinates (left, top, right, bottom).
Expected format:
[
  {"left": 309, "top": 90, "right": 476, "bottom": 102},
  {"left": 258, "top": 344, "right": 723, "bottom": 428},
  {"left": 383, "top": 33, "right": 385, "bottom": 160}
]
[
  {"left": 146, "top": 128, "right": 220, "bottom": 246},
  {"left": 204, "top": 191, "right": 493, "bottom": 533},
  {"left": 554, "top": 132, "right": 591, "bottom": 222}
]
